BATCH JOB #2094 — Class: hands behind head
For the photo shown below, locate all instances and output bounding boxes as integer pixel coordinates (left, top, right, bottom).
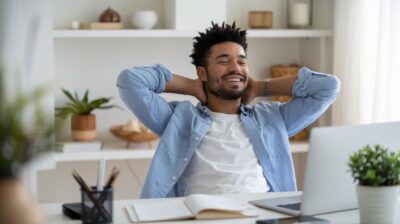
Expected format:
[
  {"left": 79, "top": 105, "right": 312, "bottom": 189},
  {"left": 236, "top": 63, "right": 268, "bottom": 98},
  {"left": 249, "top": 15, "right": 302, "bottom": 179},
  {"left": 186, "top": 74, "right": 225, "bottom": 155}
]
[
  {"left": 194, "top": 78, "right": 207, "bottom": 105},
  {"left": 241, "top": 76, "right": 257, "bottom": 105}
]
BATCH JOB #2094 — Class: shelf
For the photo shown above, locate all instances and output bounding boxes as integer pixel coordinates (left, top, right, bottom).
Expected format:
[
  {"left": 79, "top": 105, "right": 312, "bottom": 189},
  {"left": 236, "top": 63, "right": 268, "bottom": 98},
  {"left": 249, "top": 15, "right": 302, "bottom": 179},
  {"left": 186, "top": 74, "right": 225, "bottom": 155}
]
[
  {"left": 53, "top": 29, "right": 332, "bottom": 39},
  {"left": 54, "top": 149, "right": 154, "bottom": 162},
  {"left": 290, "top": 141, "right": 309, "bottom": 153},
  {"left": 53, "top": 142, "right": 308, "bottom": 162}
]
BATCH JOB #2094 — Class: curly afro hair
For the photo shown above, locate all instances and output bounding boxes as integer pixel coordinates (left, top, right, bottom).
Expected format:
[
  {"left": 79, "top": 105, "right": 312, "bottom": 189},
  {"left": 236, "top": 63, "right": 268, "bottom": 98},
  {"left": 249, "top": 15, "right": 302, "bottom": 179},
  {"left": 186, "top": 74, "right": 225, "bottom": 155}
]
[{"left": 190, "top": 21, "right": 247, "bottom": 67}]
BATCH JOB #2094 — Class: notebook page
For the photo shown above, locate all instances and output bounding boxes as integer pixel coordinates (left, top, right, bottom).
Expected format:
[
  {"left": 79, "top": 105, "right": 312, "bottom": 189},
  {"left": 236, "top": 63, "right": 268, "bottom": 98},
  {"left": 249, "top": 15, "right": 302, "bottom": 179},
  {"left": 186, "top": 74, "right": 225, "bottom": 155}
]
[
  {"left": 185, "top": 194, "right": 244, "bottom": 215},
  {"left": 131, "top": 199, "right": 193, "bottom": 222}
]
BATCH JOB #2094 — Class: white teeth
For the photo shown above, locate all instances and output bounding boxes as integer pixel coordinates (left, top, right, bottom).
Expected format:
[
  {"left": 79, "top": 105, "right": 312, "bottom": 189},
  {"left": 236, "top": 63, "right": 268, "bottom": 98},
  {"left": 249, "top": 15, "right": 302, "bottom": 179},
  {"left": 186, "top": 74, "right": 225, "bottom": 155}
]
[{"left": 226, "top": 78, "right": 241, "bottom": 82}]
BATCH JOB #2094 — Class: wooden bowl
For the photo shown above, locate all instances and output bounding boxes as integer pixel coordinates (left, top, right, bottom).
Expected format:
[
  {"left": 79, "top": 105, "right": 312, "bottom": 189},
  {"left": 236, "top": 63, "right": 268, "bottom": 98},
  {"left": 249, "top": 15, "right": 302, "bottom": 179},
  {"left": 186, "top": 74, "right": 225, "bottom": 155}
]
[{"left": 109, "top": 125, "right": 158, "bottom": 143}]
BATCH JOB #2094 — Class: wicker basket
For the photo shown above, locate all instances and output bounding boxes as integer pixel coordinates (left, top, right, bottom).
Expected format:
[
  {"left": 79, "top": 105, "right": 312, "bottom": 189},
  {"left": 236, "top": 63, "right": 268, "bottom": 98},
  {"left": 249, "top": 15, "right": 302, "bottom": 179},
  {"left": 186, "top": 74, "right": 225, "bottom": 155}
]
[
  {"left": 270, "top": 64, "right": 309, "bottom": 141},
  {"left": 270, "top": 64, "right": 300, "bottom": 103},
  {"left": 270, "top": 64, "right": 300, "bottom": 78}
]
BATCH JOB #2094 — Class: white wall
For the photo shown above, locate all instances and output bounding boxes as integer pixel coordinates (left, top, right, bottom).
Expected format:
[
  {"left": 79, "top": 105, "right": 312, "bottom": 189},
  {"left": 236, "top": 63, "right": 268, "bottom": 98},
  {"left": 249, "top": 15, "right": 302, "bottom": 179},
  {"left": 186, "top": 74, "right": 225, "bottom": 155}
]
[
  {"left": 38, "top": 159, "right": 150, "bottom": 203},
  {"left": 0, "top": 0, "right": 54, "bottom": 111}
]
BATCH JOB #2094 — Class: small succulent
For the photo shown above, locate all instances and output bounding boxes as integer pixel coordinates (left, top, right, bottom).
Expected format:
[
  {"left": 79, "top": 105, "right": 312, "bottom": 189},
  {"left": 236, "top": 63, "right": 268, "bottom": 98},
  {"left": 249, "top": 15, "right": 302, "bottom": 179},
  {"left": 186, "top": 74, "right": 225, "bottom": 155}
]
[
  {"left": 348, "top": 144, "right": 400, "bottom": 186},
  {"left": 55, "top": 89, "right": 120, "bottom": 118}
]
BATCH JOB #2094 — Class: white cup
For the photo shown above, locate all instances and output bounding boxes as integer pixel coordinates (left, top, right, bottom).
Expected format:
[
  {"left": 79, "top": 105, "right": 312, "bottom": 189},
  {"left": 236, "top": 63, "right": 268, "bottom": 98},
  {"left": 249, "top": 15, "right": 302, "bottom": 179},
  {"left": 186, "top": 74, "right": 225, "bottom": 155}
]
[
  {"left": 70, "top": 21, "right": 80, "bottom": 30},
  {"left": 131, "top": 11, "right": 158, "bottom": 29}
]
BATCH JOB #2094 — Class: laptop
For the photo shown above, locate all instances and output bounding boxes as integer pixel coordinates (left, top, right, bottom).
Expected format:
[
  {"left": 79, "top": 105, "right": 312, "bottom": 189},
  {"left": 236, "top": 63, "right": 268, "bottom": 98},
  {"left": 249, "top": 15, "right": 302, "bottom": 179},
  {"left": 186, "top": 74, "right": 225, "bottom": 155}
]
[{"left": 250, "top": 122, "right": 400, "bottom": 216}]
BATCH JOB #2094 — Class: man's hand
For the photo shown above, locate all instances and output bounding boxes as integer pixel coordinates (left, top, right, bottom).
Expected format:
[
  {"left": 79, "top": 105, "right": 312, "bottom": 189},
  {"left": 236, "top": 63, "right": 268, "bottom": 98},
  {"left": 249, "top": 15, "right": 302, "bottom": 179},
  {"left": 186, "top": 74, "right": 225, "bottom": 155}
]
[
  {"left": 241, "top": 75, "right": 298, "bottom": 104},
  {"left": 165, "top": 74, "right": 207, "bottom": 104},
  {"left": 241, "top": 77, "right": 260, "bottom": 105},
  {"left": 193, "top": 79, "right": 207, "bottom": 105}
]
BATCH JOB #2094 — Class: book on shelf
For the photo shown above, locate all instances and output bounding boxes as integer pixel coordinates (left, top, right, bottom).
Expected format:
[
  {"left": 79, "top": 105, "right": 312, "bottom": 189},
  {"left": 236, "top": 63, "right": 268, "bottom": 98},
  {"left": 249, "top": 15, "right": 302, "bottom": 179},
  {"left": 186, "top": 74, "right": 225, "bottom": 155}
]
[
  {"left": 80, "top": 22, "right": 124, "bottom": 30},
  {"left": 56, "top": 141, "right": 102, "bottom": 153},
  {"left": 125, "top": 194, "right": 258, "bottom": 222}
]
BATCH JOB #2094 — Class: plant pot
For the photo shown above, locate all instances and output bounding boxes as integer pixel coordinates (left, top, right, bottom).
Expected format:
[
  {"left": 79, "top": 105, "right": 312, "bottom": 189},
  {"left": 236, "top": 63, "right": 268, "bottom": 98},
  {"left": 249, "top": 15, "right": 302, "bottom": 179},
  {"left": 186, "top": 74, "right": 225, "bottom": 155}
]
[
  {"left": 71, "top": 114, "right": 96, "bottom": 141},
  {"left": 0, "top": 178, "right": 45, "bottom": 224},
  {"left": 356, "top": 185, "right": 400, "bottom": 224}
]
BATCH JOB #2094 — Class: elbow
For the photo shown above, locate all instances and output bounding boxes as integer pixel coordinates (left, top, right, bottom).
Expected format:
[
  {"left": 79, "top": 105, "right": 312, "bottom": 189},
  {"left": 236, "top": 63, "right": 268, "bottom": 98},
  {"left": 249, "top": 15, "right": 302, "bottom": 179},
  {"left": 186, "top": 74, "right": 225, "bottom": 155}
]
[
  {"left": 116, "top": 68, "right": 143, "bottom": 90},
  {"left": 323, "top": 75, "right": 341, "bottom": 102},
  {"left": 329, "top": 75, "right": 341, "bottom": 95},
  {"left": 116, "top": 69, "right": 131, "bottom": 88}
]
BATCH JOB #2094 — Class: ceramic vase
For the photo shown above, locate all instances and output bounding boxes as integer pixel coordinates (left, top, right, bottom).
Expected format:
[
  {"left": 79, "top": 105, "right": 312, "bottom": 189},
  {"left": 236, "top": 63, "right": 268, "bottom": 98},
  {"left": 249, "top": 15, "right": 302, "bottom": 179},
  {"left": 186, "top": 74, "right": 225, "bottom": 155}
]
[
  {"left": 357, "top": 185, "right": 400, "bottom": 224},
  {"left": 131, "top": 10, "right": 157, "bottom": 29}
]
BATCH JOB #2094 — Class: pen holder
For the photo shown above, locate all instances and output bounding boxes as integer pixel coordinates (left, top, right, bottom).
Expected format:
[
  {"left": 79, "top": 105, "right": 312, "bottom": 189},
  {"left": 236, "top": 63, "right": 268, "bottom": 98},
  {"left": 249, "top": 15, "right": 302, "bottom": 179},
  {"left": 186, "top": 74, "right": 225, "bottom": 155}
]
[{"left": 81, "top": 187, "right": 113, "bottom": 224}]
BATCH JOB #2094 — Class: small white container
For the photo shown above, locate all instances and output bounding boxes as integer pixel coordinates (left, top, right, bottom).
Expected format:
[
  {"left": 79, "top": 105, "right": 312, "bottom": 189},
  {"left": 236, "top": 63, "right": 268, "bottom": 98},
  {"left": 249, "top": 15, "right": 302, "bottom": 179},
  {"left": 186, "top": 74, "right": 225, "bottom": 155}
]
[
  {"left": 357, "top": 185, "right": 400, "bottom": 224},
  {"left": 164, "top": 0, "right": 226, "bottom": 30},
  {"left": 70, "top": 21, "right": 80, "bottom": 30},
  {"left": 131, "top": 11, "right": 158, "bottom": 29}
]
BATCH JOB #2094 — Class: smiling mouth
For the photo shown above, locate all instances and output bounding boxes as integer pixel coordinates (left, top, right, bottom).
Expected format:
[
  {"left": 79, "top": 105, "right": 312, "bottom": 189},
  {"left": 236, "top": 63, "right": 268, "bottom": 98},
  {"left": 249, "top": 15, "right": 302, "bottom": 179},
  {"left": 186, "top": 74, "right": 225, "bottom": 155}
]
[{"left": 223, "top": 75, "right": 244, "bottom": 82}]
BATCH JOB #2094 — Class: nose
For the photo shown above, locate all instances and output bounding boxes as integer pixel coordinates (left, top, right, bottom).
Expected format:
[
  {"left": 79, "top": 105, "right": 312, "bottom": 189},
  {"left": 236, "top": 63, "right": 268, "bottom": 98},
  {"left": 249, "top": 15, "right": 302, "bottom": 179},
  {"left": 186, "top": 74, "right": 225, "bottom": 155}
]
[{"left": 228, "top": 61, "right": 241, "bottom": 73}]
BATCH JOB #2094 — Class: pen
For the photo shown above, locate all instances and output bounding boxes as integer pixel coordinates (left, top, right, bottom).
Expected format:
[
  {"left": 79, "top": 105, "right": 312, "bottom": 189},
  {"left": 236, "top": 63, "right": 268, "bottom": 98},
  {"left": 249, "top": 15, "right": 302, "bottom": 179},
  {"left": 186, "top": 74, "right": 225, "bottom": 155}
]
[{"left": 97, "top": 158, "right": 106, "bottom": 191}]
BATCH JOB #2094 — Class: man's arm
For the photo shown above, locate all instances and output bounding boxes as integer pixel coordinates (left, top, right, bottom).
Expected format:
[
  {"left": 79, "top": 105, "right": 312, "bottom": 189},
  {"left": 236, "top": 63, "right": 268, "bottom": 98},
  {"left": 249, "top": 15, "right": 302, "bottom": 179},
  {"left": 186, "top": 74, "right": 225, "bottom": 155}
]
[
  {"left": 242, "top": 75, "right": 298, "bottom": 103},
  {"left": 117, "top": 65, "right": 176, "bottom": 136},
  {"left": 165, "top": 74, "right": 207, "bottom": 104},
  {"left": 243, "top": 68, "right": 340, "bottom": 137},
  {"left": 117, "top": 65, "right": 206, "bottom": 136}
]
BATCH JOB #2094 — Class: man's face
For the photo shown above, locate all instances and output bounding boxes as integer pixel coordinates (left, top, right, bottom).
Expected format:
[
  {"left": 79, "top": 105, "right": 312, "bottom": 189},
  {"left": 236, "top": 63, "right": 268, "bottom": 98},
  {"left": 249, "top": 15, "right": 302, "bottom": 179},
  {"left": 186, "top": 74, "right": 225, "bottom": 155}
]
[{"left": 199, "top": 41, "right": 249, "bottom": 100}]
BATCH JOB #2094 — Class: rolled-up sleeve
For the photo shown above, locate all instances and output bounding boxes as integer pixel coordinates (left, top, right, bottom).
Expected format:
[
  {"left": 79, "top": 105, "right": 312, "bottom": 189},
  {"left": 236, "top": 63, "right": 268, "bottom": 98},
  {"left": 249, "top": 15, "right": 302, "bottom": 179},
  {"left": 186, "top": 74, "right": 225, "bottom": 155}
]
[
  {"left": 116, "top": 64, "right": 174, "bottom": 136},
  {"left": 280, "top": 67, "right": 340, "bottom": 137}
]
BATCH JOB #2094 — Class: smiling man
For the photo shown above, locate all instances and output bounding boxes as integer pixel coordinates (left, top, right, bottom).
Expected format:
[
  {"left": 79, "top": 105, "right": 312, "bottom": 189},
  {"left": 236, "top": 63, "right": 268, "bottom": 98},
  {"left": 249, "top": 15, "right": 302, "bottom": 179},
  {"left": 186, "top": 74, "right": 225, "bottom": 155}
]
[{"left": 117, "top": 22, "right": 340, "bottom": 198}]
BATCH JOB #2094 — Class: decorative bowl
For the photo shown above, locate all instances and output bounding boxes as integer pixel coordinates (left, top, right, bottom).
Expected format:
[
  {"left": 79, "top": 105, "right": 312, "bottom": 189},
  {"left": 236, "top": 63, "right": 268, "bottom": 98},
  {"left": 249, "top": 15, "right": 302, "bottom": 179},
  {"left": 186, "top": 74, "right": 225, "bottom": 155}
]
[
  {"left": 109, "top": 125, "right": 158, "bottom": 146},
  {"left": 131, "top": 10, "right": 158, "bottom": 29}
]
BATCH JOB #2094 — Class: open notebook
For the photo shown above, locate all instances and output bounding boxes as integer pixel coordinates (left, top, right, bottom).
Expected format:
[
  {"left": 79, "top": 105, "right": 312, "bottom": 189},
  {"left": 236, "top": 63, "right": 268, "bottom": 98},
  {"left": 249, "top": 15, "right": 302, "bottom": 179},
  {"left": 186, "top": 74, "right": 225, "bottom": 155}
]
[{"left": 125, "top": 194, "right": 258, "bottom": 222}]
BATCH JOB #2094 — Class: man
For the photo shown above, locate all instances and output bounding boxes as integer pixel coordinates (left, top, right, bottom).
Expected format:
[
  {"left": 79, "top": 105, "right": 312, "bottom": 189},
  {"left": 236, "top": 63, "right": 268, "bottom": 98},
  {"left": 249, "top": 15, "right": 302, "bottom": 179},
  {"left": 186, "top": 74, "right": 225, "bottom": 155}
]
[{"left": 117, "top": 22, "right": 340, "bottom": 199}]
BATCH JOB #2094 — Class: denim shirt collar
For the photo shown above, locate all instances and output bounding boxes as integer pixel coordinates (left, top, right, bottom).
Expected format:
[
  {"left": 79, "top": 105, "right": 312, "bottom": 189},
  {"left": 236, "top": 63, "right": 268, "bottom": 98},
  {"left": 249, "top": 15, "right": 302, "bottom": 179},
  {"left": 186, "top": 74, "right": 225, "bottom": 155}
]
[{"left": 195, "top": 102, "right": 251, "bottom": 117}]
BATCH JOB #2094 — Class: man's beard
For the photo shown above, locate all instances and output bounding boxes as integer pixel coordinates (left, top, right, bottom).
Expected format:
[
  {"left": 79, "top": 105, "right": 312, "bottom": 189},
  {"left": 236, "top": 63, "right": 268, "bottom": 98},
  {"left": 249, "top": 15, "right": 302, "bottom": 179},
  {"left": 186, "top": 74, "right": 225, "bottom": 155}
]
[
  {"left": 208, "top": 84, "right": 246, "bottom": 100},
  {"left": 206, "top": 71, "right": 248, "bottom": 100}
]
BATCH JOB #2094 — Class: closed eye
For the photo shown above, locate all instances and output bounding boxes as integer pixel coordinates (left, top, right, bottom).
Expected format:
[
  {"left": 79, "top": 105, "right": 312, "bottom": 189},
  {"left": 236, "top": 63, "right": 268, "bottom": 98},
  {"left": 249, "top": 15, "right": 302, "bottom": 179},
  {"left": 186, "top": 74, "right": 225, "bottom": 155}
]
[
  {"left": 217, "top": 61, "right": 229, "bottom": 64},
  {"left": 238, "top": 60, "right": 247, "bottom": 65}
]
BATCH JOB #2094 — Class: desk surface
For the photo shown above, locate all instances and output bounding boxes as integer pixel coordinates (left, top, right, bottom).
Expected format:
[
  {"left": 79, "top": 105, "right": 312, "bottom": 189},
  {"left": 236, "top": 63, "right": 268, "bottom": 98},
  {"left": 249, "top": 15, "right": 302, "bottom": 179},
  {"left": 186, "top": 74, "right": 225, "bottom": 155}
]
[{"left": 41, "top": 192, "right": 359, "bottom": 224}]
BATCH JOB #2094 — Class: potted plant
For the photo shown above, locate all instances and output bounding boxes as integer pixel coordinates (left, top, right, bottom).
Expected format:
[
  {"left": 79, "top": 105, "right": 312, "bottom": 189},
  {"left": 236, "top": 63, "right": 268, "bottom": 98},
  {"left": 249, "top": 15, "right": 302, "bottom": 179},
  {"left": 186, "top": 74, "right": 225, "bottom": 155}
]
[
  {"left": 0, "top": 70, "right": 53, "bottom": 224},
  {"left": 56, "top": 89, "right": 119, "bottom": 141},
  {"left": 348, "top": 144, "right": 400, "bottom": 224}
]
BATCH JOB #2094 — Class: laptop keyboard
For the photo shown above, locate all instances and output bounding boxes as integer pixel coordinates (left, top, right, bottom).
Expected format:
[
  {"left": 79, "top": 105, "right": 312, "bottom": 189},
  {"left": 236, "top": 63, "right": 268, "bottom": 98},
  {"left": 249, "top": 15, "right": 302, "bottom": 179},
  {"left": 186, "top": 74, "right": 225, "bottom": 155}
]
[{"left": 277, "top": 202, "right": 301, "bottom": 211}]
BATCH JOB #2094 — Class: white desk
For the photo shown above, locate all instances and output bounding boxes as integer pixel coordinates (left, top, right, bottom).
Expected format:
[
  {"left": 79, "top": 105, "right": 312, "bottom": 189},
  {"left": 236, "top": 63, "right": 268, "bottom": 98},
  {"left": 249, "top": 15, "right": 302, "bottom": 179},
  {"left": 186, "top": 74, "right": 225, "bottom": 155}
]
[{"left": 41, "top": 192, "right": 359, "bottom": 224}]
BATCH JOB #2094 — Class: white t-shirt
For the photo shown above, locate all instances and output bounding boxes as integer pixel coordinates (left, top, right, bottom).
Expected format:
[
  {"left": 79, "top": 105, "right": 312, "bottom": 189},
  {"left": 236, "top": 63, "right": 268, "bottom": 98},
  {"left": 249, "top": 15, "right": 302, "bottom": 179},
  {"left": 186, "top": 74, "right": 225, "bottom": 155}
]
[{"left": 180, "top": 111, "right": 269, "bottom": 196}]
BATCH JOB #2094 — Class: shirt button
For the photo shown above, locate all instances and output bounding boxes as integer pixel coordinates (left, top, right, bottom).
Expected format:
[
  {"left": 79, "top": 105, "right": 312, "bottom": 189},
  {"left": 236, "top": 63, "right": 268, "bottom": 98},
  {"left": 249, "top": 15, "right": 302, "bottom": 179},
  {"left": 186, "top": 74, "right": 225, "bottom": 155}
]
[
  {"left": 195, "top": 137, "right": 200, "bottom": 141},
  {"left": 171, "top": 176, "right": 176, "bottom": 180},
  {"left": 183, "top": 157, "right": 188, "bottom": 162}
]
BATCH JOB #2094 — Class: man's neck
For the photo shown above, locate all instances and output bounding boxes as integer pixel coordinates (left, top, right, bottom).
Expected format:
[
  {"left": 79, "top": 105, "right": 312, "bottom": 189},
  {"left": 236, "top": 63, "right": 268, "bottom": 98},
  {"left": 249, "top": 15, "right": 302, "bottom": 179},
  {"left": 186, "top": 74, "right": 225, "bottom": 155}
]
[{"left": 206, "top": 92, "right": 241, "bottom": 114}]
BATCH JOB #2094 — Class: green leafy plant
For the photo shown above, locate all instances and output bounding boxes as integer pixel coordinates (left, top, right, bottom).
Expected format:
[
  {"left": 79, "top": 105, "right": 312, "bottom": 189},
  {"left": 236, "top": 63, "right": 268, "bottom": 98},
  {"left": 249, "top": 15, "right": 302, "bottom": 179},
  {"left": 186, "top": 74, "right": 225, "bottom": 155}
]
[
  {"left": 55, "top": 88, "right": 120, "bottom": 118},
  {"left": 0, "top": 70, "right": 54, "bottom": 177},
  {"left": 348, "top": 144, "right": 400, "bottom": 186}
]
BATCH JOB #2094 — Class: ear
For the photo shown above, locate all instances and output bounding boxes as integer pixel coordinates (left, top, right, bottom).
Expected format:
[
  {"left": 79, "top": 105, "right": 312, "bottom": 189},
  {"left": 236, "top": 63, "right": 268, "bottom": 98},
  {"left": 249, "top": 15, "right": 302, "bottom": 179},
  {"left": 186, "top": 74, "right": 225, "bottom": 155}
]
[{"left": 197, "top": 66, "right": 208, "bottom": 81}]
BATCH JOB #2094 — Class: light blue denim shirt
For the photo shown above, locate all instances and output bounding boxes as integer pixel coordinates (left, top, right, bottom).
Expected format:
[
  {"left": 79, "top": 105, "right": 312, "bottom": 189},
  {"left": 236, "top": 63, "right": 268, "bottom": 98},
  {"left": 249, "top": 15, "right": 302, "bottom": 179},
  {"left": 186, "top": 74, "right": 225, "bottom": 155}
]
[{"left": 116, "top": 64, "right": 340, "bottom": 199}]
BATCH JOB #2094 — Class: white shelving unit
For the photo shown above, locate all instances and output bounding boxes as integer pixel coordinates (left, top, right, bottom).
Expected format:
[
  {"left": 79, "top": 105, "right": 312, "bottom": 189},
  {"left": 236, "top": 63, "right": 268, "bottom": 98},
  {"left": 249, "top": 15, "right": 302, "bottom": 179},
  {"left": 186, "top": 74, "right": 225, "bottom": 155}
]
[{"left": 53, "top": 29, "right": 332, "bottom": 39}]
